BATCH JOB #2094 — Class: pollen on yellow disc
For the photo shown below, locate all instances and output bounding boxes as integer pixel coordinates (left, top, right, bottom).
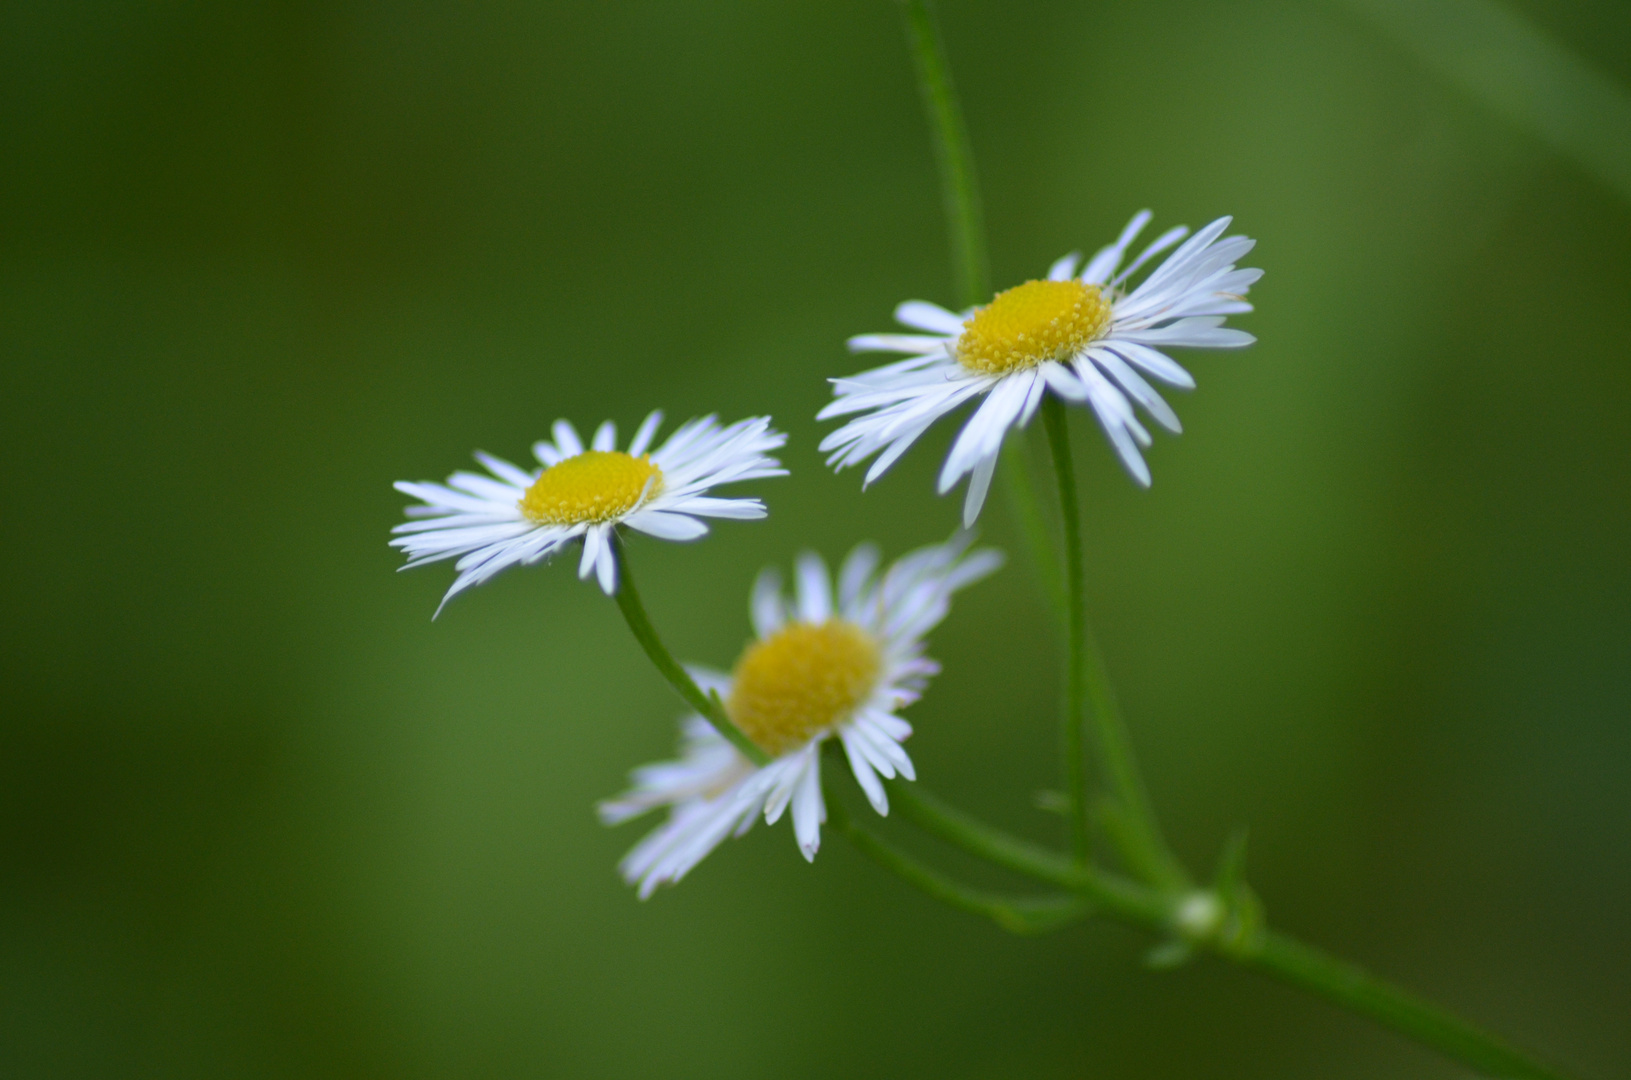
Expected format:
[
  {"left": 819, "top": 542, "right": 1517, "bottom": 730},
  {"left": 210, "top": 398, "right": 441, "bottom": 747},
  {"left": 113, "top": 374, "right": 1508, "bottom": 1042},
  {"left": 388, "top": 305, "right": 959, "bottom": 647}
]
[
  {"left": 518, "top": 450, "right": 663, "bottom": 525},
  {"left": 956, "top": 279, "right": 1111, "bottom": 376},
  {"left": 726, "top": 620, "right": 883, "bottom": 756}
]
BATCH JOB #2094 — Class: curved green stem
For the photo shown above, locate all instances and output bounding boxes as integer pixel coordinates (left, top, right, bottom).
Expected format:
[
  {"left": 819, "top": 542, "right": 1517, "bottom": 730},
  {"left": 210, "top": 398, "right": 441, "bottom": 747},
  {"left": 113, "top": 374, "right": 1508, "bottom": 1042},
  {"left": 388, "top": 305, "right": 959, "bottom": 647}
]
[
  {"left": 823, "top": 768, "right": 1089, "bottom": 935},
  {"left": 889, "top": 780, "right": 1170, "bottom": 925},
  {"left": 1041, "top": 398, "right": 1187, "bottom": 887},
  {"left": 898, "top": 0, "right": 988, "bottom": 308},
  {"left": 887, "top": 780, "right": 1579, "bottom": 1080},
  {"left": 610, "top": 537, "right": 769, "bottom": 766}
]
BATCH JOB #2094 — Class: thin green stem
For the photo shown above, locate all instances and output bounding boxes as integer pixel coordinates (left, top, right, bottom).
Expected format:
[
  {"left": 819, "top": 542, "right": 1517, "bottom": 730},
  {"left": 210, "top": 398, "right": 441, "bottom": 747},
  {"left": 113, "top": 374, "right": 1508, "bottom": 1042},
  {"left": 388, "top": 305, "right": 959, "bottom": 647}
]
[
  {"left": 898, "top": 0, "right": 988, "bottom": 308},
  {"left": 1040, "top": 397, "right": 1092, "bottom": 863},
  {"left": 1000, "top": 437, "right": 1067, "bottom": 622},
  {"left": 1040, "top": 398, "right": 1187, "bottom": 888},
  {"left": 1240, "top": 933, "right": 1577, "bottom": 1080},
  {"left": 610, "top": 537, "right": 769, "bottom": 766},
  {"left": 888, "top": 780, "right": 1171, "bottom": 925},
  {"left": 824, "top": 771, "right": 1089, "bottom": 935},
  {"left": 887, "top": 780, "right": 1579, "bottom": 1080}
]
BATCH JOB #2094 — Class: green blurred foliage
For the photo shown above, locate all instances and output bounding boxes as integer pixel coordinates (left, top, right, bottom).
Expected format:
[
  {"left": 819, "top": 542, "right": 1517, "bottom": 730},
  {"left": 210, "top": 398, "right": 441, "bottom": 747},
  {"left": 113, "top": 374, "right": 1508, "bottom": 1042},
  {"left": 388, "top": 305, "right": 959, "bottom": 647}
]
[{"left": 1, "top": 1, "right": 1628, "bottom": 1077}]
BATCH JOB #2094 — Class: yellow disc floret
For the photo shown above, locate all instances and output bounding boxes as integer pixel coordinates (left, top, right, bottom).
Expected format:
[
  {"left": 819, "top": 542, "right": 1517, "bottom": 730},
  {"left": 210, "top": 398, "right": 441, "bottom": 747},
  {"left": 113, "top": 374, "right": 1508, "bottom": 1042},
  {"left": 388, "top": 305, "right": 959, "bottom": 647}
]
[
  {"left": 956, "top": 279, "right": 1111, "bottom": 375},
  {"left": 727, "top": 620, "right": 884, "bottom": 756},
  {"left": 519, "top": 450, "right": 662, "bottom": 525}
]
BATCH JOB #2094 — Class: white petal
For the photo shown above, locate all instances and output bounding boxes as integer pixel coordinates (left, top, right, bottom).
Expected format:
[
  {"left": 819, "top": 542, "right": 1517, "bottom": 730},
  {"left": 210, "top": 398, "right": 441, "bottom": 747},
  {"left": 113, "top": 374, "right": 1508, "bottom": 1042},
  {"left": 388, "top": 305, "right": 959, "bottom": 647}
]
[
  {"left": 1112, "top": 224, "right": 1189, "bottom": 287},
  {"left": 579, "top": 525, "right": 604, "bottom": 580},
  {"left": 938, "top": 374, "right": 1028, "bottom": 492},
  {"left": 628, "top": 410, "right": 664, "bottom": 456},
  {"left": 840, "top": 728, "right": 889, "bottom": 814},
  {"left": 837, "top": 543, "right": 881, "bottom": 613},
  {"left": 795, "top": 552, "right": 833, "bottom": 622},
  {"left": 591, "top": 420, "right": 616, "bottom": 452},
  {"left": 1104, "top": 341, "right": 1196, "bottom": 389},
  {"left": 790, "top": 754, "right": 824, "bottom": 861},
  {"left": 894, "top": 300, "right": 966, "bottom": 335},
  {"left": 472, "top": 451, "right": 535, "bottom": 488},
  {"left": 552, "top": 419, "right": 584, "bottom": 458},
  {"left": 847, "top": 333, "right": 951, "bottom": 355},
  {"left": 595, "top": 536, "right": 618, "bottom": 594},
  {"left": 659, "top": 495, "right": 765, "bottom": 520},
  {"left": 624, "top": 509, "right": 709, "bottom": 541},
  {"left": 1047, "top": 251, "right": 1082, "bottom": 281},
  {"left": 751, "top": 567, "right": 786, "bottom": 638},
  {"left": 962, "top": 451, "right": 998, "bottom": 527}
]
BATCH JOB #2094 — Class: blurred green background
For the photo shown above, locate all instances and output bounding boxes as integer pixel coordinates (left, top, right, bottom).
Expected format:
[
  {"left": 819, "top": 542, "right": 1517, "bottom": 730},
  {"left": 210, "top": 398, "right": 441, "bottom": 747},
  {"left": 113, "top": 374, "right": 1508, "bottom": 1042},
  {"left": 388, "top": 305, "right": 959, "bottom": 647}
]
[{"left": 2, "top": 0, "right": 1628, "bottom": 1076}]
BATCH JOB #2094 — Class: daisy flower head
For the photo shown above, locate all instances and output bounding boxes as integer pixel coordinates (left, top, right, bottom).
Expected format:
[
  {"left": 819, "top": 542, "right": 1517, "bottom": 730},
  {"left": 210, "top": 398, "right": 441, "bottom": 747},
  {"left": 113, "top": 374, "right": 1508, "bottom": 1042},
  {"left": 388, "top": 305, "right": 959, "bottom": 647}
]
[
  {"left": 599, "top": 532, "right": 1002, "bottom": 898},
  {"left": 392, "top": 412, "right": 786, "bottom": 614},
  {"left": 819, "top": 211, "right": 1261, "bottom": 525}
]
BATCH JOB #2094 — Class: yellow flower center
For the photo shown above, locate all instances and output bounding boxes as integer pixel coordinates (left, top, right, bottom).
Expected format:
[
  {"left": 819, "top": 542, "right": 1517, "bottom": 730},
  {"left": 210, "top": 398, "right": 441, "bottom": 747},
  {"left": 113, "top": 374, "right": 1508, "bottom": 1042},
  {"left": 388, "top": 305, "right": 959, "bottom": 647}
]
[
  {"left": 518, "top": 450, "right": 662, "bottom": 525},
  {"left": 956, "top": 279, "right": 1111, "bottom": 375},
  {"left": 726, "top": 620, "right": 883, "bottom": 756}
]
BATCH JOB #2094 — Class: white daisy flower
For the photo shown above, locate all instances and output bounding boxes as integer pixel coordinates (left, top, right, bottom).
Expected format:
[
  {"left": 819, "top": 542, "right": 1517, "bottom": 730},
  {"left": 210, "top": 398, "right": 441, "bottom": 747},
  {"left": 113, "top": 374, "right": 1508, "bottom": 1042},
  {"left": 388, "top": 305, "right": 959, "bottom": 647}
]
[
  {"left": 392, "top": 412, "right": 786, "bottom": 613},
  {"left": 819, "top": 210, "right": 1261, "bottom": 525},
  {"left": 599, "top": 533, "right": 1002, "bottom": 898}
]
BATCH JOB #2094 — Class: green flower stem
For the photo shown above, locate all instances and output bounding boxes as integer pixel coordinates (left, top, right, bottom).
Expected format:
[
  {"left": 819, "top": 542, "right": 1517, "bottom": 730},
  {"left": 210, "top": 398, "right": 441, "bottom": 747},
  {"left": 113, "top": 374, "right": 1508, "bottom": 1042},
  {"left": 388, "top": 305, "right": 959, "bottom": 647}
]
[
  {"left": 610, "top": 537, "right": 770, "bottom": 766},
  {"left": 1000, "top": 438, "right": 1068, "bottom": 622},
  {"left": 887, "top": 781, "right": 1577, "bottom": 1080},
  {"left": 1041, "top": 397, "right": 1188, "bottom": 888},
  {"left": 823, "top": 767, "right": 1090, "bottom": 935},
  {"left": 1239, "top": 932, "right": 1578, "bottom": 1080},
  {"left": 1039, "top": 397, "right": 1094, "bottom": 864},
  {"left": 888, "top": 780, "right": 1170, "bottom": 925},
  {"left": 898, "top": 0, "right": 988, "bottom": 308}
]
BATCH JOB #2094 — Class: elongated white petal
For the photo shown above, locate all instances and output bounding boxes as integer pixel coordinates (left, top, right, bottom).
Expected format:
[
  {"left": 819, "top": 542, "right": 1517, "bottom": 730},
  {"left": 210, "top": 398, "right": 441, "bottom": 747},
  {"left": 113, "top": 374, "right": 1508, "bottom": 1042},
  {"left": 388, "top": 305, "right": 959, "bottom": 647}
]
[
  {"left": 628, "top": 410, "right": 664, "bottom": 456},
  {"left": 751, "top": 567, "right": 785, "bottom": 638},
  {"left": 795, "top": 552, "right": 833, "bottom": 622},
  {"left": 552, "top": 419, "right": 584, "bottom": 457},
  {"left": 790, "top": 754, "right": 824, "bottom": 861},
  {"left": 624, "top": 509, "right": 709, "bottom": 541},
  {"left": 962, "top": 451, "right": 998, "bottom": 528},
  {"left": 894, "top": 300, "right": 965, "bottom": 334},
  {"left": 579, "top": 524, "right": 603, "bottom": 580},
  {"left": 840, "top": 728, "right": 889, "bottom": 814}
]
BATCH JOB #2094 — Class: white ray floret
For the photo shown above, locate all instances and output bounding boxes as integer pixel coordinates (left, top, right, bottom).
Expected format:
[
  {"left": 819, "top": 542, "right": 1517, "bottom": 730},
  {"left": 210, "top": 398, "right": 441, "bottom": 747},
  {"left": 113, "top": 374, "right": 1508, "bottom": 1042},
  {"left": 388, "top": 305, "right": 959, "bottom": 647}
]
[
  {"left": 392, "top": 412, "right": 786, "bottom": 613},
  {"left": 819, "top": 210, "right": 1261, "bottom": 525},
  {"left": 600, "top": 533, "right": 1002, "bottom": 898}
]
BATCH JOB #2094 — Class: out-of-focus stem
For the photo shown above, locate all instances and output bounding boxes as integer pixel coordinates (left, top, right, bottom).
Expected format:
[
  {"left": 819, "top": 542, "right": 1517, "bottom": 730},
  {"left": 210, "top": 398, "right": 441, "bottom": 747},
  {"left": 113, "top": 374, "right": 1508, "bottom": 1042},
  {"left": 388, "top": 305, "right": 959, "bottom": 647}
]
[
  {"left": 898, "top": 0, "right": 988, "bottom": 309},
  {"left": 823, "top": 765, "right": 1089, "bottom": 935}
]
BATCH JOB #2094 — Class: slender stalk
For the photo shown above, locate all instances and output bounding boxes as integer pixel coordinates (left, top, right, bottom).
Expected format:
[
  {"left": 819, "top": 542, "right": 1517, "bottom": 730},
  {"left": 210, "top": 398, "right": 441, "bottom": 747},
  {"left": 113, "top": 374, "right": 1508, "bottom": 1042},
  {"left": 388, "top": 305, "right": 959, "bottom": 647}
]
[
  {"left": 1000, "top": 438, "right": 1067, "bottom": 622},
  {"left": 1241, "top": 933, "right": 1577, "bottom": 1080},
  {"left": 1039, "top": 397, "right": 1093, "bottom": 863},
  {"left": 610, "top": 537, "right": 769, "bottom": 766},
  {"left": 898, "top": 0, "right": 988, "bottom": 308},
  {"left": 888, "top": 780, "right": 1171, "bottom": 926},
  {"left": 823, "top": 770, "right": 1089, "bottom": 935},
  {"left": 1040, "top": 398, "right": 1187, "bottom": 887},
  {"left": 887, "top": 781, "right": 1579, "bottom": 1080}
]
